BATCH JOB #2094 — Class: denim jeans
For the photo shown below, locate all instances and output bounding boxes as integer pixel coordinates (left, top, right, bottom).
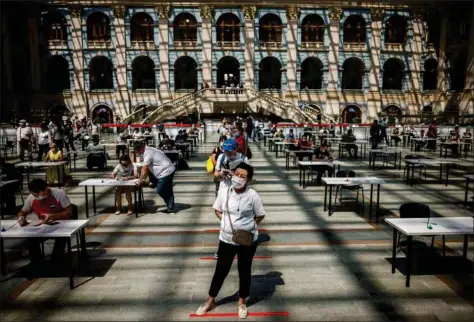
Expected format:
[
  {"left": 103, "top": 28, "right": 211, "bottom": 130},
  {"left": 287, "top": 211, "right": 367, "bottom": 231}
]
[{"left": 156, "top": 171, "right": 175, "bottom": 210}]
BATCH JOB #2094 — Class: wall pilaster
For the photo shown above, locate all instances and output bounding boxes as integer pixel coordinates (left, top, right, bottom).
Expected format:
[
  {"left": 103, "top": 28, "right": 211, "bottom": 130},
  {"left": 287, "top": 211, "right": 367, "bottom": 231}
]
[
  {"left": 437, "top": 13, "right": 448, "bottom": 92},
  {"left": 327, "top": 7, "right": 342, "bottom": 116},
  {"left": 157, "top": 5, "right": 170, "bottom": 100},
  {"left": 201, "top": 5, "right": 213, "bottom": 88},
  {"left": 114, "top": 6, "right": 129, "bottom": 116},
  {"left": 285, "top": 6, "right": 299, "bottom": 103},
  {"left": 70, "top": 7, "right": 87, "bottom": 117},
  {"left": 242, "top": 6, "right": 256, "bottom": 88},
  {"left": 410, "top": 11, "right": 423, "bottom": 92},
  {"left": 27, "top": 14, "right": 41, "bottom": 91}
]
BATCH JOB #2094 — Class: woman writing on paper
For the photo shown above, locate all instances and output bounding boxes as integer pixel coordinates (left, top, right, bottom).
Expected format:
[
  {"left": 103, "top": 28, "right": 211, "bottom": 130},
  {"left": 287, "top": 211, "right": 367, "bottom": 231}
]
[{"left": 111, "top": 155, "right": 138, "bottom": 216}]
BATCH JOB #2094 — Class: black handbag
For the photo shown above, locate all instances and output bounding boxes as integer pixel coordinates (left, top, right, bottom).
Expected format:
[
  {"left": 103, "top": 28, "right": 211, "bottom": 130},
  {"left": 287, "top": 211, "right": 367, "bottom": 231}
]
[{"left": 225, "top": 187, "right": 254, "bottom": 246}]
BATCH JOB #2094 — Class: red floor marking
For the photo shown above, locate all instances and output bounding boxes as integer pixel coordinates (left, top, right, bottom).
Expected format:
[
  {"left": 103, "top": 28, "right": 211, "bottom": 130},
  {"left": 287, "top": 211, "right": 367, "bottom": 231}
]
[
  {"left": 199, "top": 256, "right": 272, "bottom": 260},
  {"left": 189, "top": 311, "right": 289, "bottom": 318}
]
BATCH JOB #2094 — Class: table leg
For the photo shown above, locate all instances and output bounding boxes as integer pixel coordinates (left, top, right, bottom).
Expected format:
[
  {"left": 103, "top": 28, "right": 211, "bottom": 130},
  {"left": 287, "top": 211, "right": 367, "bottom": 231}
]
[
  {"left": 80, "top": 228, "right": 87, "bottom": 258},
  {"left": 328, "top": 185, "right": 333, "bottom": 216},
  {"left": 399, "top": 152, "right": 402, "bottom": 170},
  {"left": 84, "top": 186, "right": 89, "bottom": 218},
  {"left": 92, "top": 186, "right": 97, "bottom": 214},
  {"left": 439, "top": 146, "right": 442, "bottom": 158},
  {"left": 299, "top": 165, "right": 302, "bottom": 186},
  {"left": 463, "top": 234, "right": 468, "bottom": 258},
  {"left": 338, "top": 145, "right": 342, "bottom": 159},
  {"left": 369, "top": 184, "right": 374, "bottom": 220},
  {"left": 302, "top": 166, "right": 306, "bottom": 189},
  {"left": 26, "top": 168, "right": 30, "bottom": 185},
  {"left": 0, "top": 237, "right": 5, "bottom": 275},
  {"left": 376, "top": 184, "right": 381, "bottom": 223},
  {"left": 323, "top": 184, "right": 328, "bottom": 211},
  {"left": 410, "top": 164, "right": 415, "bottom": 186},
  {"left": 134, "top": 188, "right": 139, "bottom": 217},
  {"left": 285, "top": 152, "right": 289, "bottom": 171},
  {"left": 406, "top": 236, "right": 413, "bottom": 287},
  {"left": 391, "top": 228, "right": 397, "bottom": 273},
  {"left": 57, "top": 166, "right": 61, "bottom": 188},
  {"left": 67, "top": 238, "right": 74, "bottom": 289},
  {"left": 445, "top": 164, "right": 449, "bottom": 187},
  {"left": 464, "top": 179, "right": 469, "bottom": 207}
]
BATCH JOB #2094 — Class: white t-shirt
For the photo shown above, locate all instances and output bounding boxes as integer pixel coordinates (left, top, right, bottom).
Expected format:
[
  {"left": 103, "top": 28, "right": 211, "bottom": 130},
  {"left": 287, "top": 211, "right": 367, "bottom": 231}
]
[
  {"left": 112, "top": 163, "right": 137, "bottom": 180},
  {"left": 21, "top": 188, "right": 71, "bottom": 214},
  {"left": 38, "top": 131, "right": 51, "bottom": 145},
  {"left": 143, "top": 146, "right": 175, "bottom": 179},
  {"left": 213, "top": 186, "right": 266, "bottom": 245},
  {"left": 17, "top": 126, "right": 33, "bottom": 141}
]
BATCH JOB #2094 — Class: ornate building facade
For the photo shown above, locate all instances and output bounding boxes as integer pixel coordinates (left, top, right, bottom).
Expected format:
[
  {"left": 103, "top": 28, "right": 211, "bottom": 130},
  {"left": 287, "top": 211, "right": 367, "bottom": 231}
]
[{"left": 1, "top": 0, "right": 473, "bottom": 123}]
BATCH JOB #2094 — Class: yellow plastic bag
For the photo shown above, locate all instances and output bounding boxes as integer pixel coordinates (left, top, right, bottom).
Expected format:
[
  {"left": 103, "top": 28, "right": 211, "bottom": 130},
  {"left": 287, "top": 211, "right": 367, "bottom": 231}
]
[{"left": 206, "top": 157, "right": 215, "bottom": 175}]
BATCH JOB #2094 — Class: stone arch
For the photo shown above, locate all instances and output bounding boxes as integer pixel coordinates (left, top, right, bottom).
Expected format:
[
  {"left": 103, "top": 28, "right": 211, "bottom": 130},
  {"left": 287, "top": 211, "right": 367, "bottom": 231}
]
[
  {"left": 48, "top": 103, "right": 71, "bottom": 123},
  {"left": 258, "top": 56, "right": 282, "bottom": 90},
  {"left": 300, "top": 57, "right": 323, "bottom": 90},
  {"left": 173, "top": 12, "right": 198, "bottom": 44},
  {"left": 217, "top": 56, "right": 240, "bottom": 87},
  {"left": 174, "top": 56, "right": 198, "bottom": 90},
  {"left": 385, "top": 15, "right": 407, "bottom": 44},
  {"left": 423, "top": 58, "right": 438, "bottom": 91},
  {"left": 259, "top": 14, "right": 283, "bottom": 45},
  {"left": 342, "top": 57, "right": 365, "bottom": 90},
  {"left": 89, "top": 56, "right": 114, "bottom": 90},
  {"left": 382, "top": 58, "right": 405, "bottom": 90},
  {"left": 91, "top": 103, "right": 114, "bottom": 124},
  {"left": 46, "top": 55, "right": 70, "bottom": 93},
  {"left": 341, "top": 104, "right": 362, "bottom": 123},
  {"left": 87, "top": 11, "right": 111, "bottom": 42},
  {"left": 216, "top": 13, "right": 240, "bottom": 44},
  {"left": 131, "top": 55, "right": 156, "bottom": 90},
  {"left": 343, "top": 14, "right": 366, "bottom": 43},
  {"left": 130, "top": 12, "right": 154, "bottom": 42},
  {"left": 301, "top": 14, "right": 325, "bottom": 43}
]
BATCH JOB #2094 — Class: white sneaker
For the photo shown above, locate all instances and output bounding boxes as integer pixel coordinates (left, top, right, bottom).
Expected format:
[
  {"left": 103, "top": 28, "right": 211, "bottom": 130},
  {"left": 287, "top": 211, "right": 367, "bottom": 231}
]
[
  {"left": 238, "top": 304, "right": 248, "bottom": 319},
  {"left": 213, "top": 253, "right": 218, "bottom": 259},
  {"left": 196, "top": 301, "right": 216, "bottom": 316}
]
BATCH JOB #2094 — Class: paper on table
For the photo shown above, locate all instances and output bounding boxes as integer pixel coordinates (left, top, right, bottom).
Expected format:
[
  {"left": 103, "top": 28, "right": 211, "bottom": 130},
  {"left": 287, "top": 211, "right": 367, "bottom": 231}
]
[{"left": 24, "top": 225, "right": 59, "bottom": 233}]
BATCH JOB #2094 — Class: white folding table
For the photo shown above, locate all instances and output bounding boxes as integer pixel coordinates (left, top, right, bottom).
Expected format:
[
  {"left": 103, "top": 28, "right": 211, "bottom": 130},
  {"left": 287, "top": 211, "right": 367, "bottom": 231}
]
[
  {"left": 405, "top": 158, "right": 456, "bottom": 186},
  {"left": 385, "top": 217, "right": 473, "bottom": 287},
  {"left": 0, "top": 219, "right": 89, "bottom": 289},
  {"left": 322, "top": 176, "right": 385, "bottom": 222},
  {"left": 15, "top": 161, "right": 68, "bottom": 188},
  {"left": 463, "top": 174, "right": 474, "bottom": 209},
  {"left": 298, "top": 160, "right": 347, "bottom": 188},
  {"left": 78, "top": 178, "right": 144, "bottom": 218}
]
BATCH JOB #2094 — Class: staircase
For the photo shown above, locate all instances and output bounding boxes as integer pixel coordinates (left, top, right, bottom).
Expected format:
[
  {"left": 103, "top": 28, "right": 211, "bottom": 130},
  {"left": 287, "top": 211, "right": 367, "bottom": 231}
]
[{"left": 121, "top": 88, "right": 329, "bottom": 124}]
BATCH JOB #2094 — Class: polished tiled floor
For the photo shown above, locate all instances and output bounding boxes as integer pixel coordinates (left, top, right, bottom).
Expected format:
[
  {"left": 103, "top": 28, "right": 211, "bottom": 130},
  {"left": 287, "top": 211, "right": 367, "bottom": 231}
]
[{"left": 1, "top": 133, "right": 473, "bottom": 321}]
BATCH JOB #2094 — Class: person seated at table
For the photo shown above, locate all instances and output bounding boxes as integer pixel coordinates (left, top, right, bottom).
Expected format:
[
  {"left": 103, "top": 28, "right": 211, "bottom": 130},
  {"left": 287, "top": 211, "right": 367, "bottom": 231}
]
[
  {"left": 274, "top": 129, "right": 284, "bottom": 139},
  {"left": 86, "top": 135, "right": 107, "bottom": 170},
  {"left": 303, "top": 122, "right": 312, "bottom": 139},
  {"left": 143, "top": 127, "right": 153, "bottom": 145},
  {"left": 369, "top": 120, "right": 382, "bottom": 149},
  {"left": 79, "top": 124, "right": 90, "bottom": 151},
  {"left": 159, "top": 135, "right": 176, "bottom": 151},
  {"left": 45, "top": 143, "right": 70, "bottom": 185},
  {"left": 390, "top": 126, "right": 402, "bottom": 147},
  {"left": 175, "top": 129, "right": 188, "bottom": 143},
  {"left": 296, "top": 135, "right": 313, "bottom": 160},
  {"left": 0, "top": 157, "right": 22, "bottom": 211},
  {"left": 17, "top": 178, "right": 72, "bottom": 270},
  {"left": 311, "top": 141, "right": 334, "bottom": 185},
  {"left": 341, "top": 129, "right": 358, "bottom": 159},
  {"left": 269, "top": 124, "right": 277, "bottom": 137},
  {"left": 115, "top": 132, "right": 128, "bottom": 159},
  {"left": 462, "top": 128, "right": 472, "bottom": 153},
  {"left": 132, "top": 128, "right": 143, "bottom": 139},
  {"left": 446, "top": 131, "right": 460, "bottom": 157},
  {"left": 284, "top": 129, "right": 297, "bottom": 144},
  {"left": 111, "top": 155, "right": 138, "bottom": 216}
]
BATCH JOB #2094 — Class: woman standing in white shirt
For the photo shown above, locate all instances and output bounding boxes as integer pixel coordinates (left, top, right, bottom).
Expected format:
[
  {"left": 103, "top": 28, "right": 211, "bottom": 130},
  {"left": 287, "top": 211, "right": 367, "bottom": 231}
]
[
  {"left": 36, "top": 124, "right": 51, "bottom": 161},
  {"left": 196, "top": 162, "right": 265, "bottom": 319}
]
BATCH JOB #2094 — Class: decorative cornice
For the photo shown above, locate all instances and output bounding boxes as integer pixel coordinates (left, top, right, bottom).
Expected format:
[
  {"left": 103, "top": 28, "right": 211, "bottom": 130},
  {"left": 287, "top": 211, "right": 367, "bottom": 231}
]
[
  {"left": 371, "top": 8, "right": 385, "bottom": 21},
  {"left": 200, "top": 5, "right": 213, "bottom": 20},
  {"left": 242, "top": 5, "right": 257, "bottom": 20},
  {"left": 70, "top": 6, "right": 82, "bottom": 18},
  {"left": 328, "top": 7, "right": 342, "bottom": 21},
  {"left": 155, "top": 5, "right": 169, "bottom": 20},
  {"left": 286, "top": 6, "right": 300, "bottom": 21},
  {"left": 113, "top": 5, "right": 126, "bottom": 19}
]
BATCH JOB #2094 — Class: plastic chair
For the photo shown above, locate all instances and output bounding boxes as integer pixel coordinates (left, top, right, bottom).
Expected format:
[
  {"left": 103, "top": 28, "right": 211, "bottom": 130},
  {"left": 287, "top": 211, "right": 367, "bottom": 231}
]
[
  {"left": 403, "top": 154, "right": 427, "bottom": 181},
  {"left": 334, "top": 170, "right": 365, "bottom": 210},
  {"left": 397, "top": 203, "right": 446, "bottom": 255}
]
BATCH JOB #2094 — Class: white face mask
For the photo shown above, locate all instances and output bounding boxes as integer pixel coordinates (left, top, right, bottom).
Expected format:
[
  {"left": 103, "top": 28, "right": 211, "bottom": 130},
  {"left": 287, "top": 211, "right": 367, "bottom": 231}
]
[
  {"left": 34, "top": 195, "right": 45, "bottom": 201},
  {"left": 231, "top": 176, "right": 246, "bottom": 189}
]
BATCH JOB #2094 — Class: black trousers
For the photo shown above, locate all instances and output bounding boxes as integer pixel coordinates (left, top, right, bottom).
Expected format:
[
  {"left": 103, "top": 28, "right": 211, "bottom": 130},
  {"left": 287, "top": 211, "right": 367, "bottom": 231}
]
[
  {"left": 27, "top": 238, "right": 67, "bottom": 266},
  {"left": 311, "top": 165, "right": 334, "bottom": 184},
  {"left": 64, "top": 136, "right": 77, "bottom": 153},
  {"left": 37, "top": 144, "right": 49, "bottom": 161},
  {"left": 345, "top": 144, "right": 358, "bottom": 157},
  {"left": 54, "top": 139, "right": 65, "bottom": 152},
  {"left": 81, "top": 139, "right": 89, "bottom": 151},
  {"left": 116, "top": 145, "right": 126, "bottom": 158},
  {"left": 209, "top": 240, "right": 257, "bottom": 299}
]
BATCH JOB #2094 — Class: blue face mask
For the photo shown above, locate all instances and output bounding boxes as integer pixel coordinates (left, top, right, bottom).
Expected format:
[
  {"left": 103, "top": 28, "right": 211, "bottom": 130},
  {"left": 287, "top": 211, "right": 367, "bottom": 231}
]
[{"left": 233, "top": 133, "right": 239, "bottom": 138}]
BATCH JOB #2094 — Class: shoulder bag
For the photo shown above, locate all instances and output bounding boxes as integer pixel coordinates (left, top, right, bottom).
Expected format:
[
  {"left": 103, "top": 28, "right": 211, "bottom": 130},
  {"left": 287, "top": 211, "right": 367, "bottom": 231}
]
[{"left": 225, "top": 187, "right": 255, "bottom": 246}]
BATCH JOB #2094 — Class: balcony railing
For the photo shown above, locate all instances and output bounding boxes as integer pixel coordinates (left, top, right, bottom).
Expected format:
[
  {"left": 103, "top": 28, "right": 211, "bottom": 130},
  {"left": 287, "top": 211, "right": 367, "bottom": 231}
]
[
  {"left": 87, "top": 40, "right": 113, "bottom": 48},
  {"left": 384, "top": 42, "right": 404, "bottom": 51},
  {"left": 343, "top": 42, "right": 367, "bottom": 51},
  {"left": 215, "top": 41, "right": 240, "bottom": 48},
  {"left": 47, "top": 39, "right": 67, "bottom": 48},
  {"left": 131, "top": 40, "right": 155, "bottom": 49},
  {"left": 301, "top": 41, "right": 324, "bottom": 49},
  {"left": 173, "top": 40, "right": 198, "bottom": 47},
  {"left": 259, "top": 41, "right": 283, "bottom": 49}
]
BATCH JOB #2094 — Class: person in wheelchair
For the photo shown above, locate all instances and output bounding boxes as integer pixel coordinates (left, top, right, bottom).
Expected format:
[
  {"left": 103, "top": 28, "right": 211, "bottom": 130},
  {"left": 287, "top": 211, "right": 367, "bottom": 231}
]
[
  {"left": 86, "top": 135, "right": 107, "bottom": 170},
  {"left": 310, "top": 141, "right": 334, "bottom": 186}
]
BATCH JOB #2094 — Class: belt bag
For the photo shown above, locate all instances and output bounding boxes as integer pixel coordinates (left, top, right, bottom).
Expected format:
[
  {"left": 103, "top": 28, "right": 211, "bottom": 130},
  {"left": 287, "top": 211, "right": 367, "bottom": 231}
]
[{"left": 225, "top": 187, "right": 254, "bottom": 247}]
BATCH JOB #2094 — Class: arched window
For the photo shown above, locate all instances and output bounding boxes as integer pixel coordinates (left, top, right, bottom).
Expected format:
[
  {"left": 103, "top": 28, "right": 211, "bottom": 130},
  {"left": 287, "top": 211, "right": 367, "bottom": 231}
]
[
  {"left": 46, "top": 55, "right": 70, "bottom": 93},
  {"left": 343, "top": 15, "right": 366, "bottom": 43},
  {"left": 87, "top": 12, "right": 111, "bottom": 43},
  {"left": 423, "top": 58, "right": 438, "bottom": 91},
  {"left": 259, "top": 14, "right": 283, "bottom": 47},
  {"left": 341, "top": 105, "right": 362, "bottom": 123},
  {"left": 173, "top": 13, "right": 197, "bottom": 45},
  {"left": 49, "top": 104, "right": 70, "bottom": 123},
  {"left": 131, "top": 13, "right": 154, "bottom": 43},
  {"left": 132, "top": 56, "right": 156, "bottom": 91},
  {"left": 259, "top": 57, "right": 282, "bottom": 90},
  {"left": 342, "top": 57, "right": 364, "bottom": 90},
  {"left": 448, "top": 51, "right": 467, "bottom": 92},
  {"left": 384, "top": 105, "right": 402, "bottom": 116},
  {"left": 174, "top": 56, "right": 198, "bottom": 90},
  {"left": 217, "top": 56, "right": 240, "bottom": 87},
  {"left": 92, "top": 105, "right": 114, "bottom": 124},
  {"left": 448, "top": 14, "right": 470, "bottom": 45},
  {"left": 385, "top": 15, "right": 407, "bottom": 44},
  {"left": 89, "top": 56, "right": 114, "bottom": 90},
  {"left": 300, "top": 58, "right": 323, "bottom": 90},
  {"left": 425, "top": 11, "right": 440, "bottom": 44},
  {"left": 216, "top": 13, "right": 240, "bottom": 47},
  {"left": 301, "top": 14, "right": 325, "bottom": 45},
  {"left": 383, "top": 58, "right": 405, "bottom": 90},
  {"left": 42, "top": 11, "right": 67, "bottom": 44}
]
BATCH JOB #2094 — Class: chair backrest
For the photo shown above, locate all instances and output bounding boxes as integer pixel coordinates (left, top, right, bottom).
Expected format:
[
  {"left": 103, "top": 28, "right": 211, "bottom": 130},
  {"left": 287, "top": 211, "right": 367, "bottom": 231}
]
[
  {"left": 405, "top": 154, "right": 420, "bottom": 160},
  {"left": 399, "top": 202, "right": 430, "bottom": 219},
  {"left": 71, "top": 204, "right": 79, "bottom": 220},
  {"left": 336, "top": 170, "right": 356, "bottom": 178}
]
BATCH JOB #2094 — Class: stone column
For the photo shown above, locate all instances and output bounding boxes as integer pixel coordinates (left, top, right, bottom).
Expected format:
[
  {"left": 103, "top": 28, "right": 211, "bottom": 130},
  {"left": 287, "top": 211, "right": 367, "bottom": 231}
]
[
  {"left": 285, "top": 6, "right": 299, "bottom": 102},
  {"left": 367, "top": 8, "right": 384, "bottom": 121},
  {"left": 27, "top": 13, "right": 41, "bottom": 91},
  {"left": 157, "top": 5, "right": 170, "bottom": 99},
  {"left": 409, "top": 11, "right": 423, "bottom": 92},
  {"left": 70, "top": 7, "right": 87, "bottom": 117},
  {"left": 437, "top": 13, "right": 448, "bottom": 92},
  {"left": 201, "top": 5, "right": 213, "bottom": 88},
  {"left": 327, "top": 7, "right": 342, "bottom": 117},
  {"left": 242, "top": 6, "right": 256, "bottom": 88},
  {"left": 114, "top": 6, "right": 129, "bottom": 117}
]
